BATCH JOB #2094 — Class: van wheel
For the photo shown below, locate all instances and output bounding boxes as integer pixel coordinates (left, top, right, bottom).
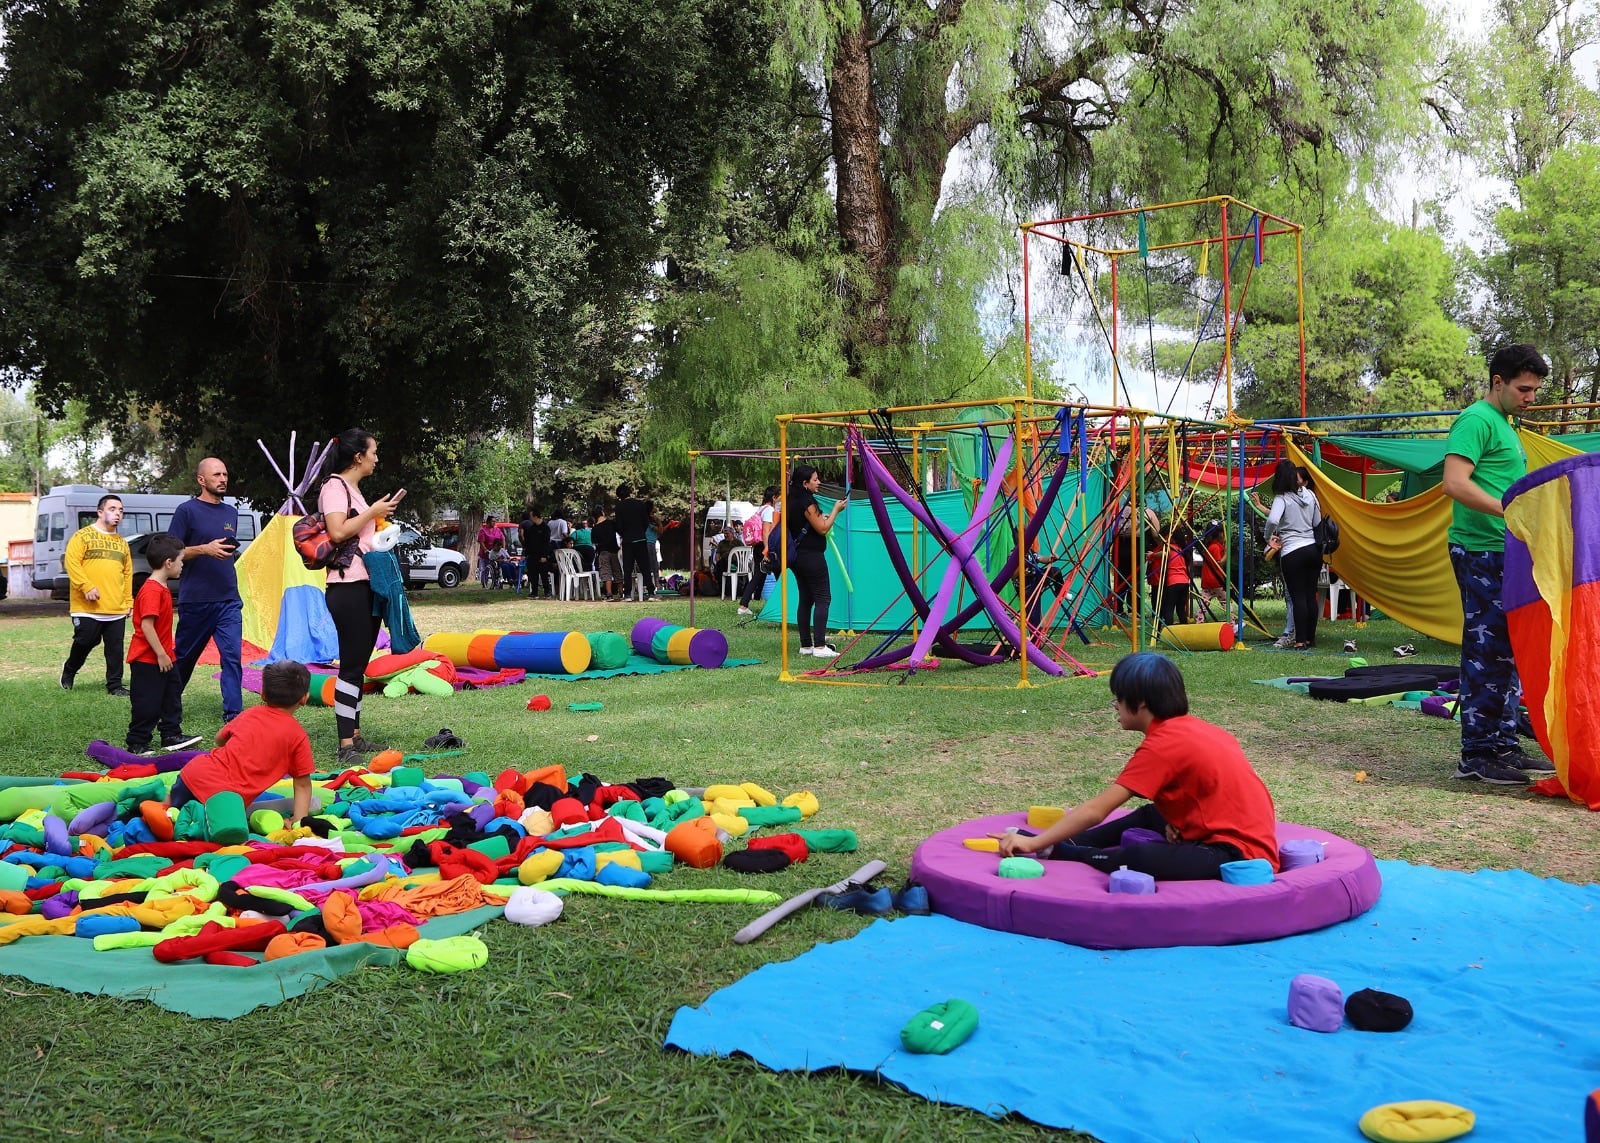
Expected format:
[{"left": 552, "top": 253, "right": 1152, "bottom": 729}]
[{"left": 439, "top": 564, "right": 462, "bottom": 589}]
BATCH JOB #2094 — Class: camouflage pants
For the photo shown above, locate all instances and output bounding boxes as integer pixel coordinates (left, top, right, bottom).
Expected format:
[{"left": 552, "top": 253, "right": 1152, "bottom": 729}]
[{"left": 1449, "top": 545, "right": 1522, "bottom": 761}]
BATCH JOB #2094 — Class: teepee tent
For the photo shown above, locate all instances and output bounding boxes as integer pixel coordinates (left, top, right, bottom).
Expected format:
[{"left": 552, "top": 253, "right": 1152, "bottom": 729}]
[
  {"left": 237, "top": 435, "right": 340, "bottom": 664},
  {"left": 239, "top": 515, "right": 339, "bottom": 663}
]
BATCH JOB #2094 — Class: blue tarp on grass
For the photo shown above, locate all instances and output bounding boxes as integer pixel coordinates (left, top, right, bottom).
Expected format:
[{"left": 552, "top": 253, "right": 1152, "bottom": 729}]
[{"left": 667, "top": 860, "right": 1600, "bottom": 1142}]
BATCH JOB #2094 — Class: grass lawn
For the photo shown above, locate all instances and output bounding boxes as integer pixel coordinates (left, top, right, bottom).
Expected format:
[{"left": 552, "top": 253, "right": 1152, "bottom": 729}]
[{"left": 0, "top": 589, "right": 1593, "bottom": 1142}]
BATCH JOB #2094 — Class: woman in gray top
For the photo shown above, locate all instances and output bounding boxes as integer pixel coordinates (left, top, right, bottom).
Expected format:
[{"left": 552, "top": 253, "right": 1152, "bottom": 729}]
[{"left": 1265, "top": 459, "right": 1324, "bottom": 649}]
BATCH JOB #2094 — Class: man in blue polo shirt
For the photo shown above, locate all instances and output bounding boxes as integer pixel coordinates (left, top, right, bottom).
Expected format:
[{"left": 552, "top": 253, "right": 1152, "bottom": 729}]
[
  {"left": 168, "top": 456, "right": 244, "bottom": 722},
  {"left": 1441, "top": 344, "right": 1553, "bottom": 786}
]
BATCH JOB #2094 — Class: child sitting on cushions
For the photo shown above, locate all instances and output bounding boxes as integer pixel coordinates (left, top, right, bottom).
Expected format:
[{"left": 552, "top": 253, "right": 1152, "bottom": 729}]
[
  {"left": 998, "top": 652, "right": 1279, "bottom": 880},
  {"left": 166, "top": 660, "right": 315, "bottom": 825}
]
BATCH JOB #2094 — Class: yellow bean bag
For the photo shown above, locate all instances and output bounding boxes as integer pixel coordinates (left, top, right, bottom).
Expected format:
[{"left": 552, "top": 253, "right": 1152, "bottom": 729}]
[{"left": 1358, "top": 1100, "right": 1475, "bottom": 1142}]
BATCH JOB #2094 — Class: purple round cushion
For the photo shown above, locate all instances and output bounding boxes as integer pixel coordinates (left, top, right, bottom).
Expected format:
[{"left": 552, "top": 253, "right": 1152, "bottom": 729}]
[
  {"left": 909, "top": 810, "right": 1382, "bottom": 950},
  {"left": 1119, "top": 827, "right": 1166, "bottom": 847}
]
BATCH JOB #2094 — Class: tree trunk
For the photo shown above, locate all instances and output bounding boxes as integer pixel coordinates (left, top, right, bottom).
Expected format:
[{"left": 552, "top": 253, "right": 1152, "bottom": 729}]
[{"left": 828, "top": 8, "right": 896, "bottom": 363}]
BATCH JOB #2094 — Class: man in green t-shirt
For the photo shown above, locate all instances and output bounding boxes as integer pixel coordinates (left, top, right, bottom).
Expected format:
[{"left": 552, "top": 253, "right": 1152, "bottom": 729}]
[{"left": 1440, "top": 343, "right": 1550, "bottom": 785}]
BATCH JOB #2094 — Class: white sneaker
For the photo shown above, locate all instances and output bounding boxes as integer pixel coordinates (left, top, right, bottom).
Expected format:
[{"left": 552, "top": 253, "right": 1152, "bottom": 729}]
[
  {"left": 810, "top": 643, "right": 841, "bottom": 659},
  {"left": 798, "top": 646, "right": 815, "bottom": 656},
  {"left": 1273, "top": 634, "right": 1295, "bottom": 649},
  {"left": 737, "top": 607, "right": 753, "bottom": 616}
]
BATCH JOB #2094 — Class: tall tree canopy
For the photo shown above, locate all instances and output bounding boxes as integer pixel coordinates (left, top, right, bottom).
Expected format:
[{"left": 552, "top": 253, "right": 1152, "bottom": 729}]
[
  {"left": 0, "top": 0, "right": 767, "bottom": 504},
  {"left": 644, "top": 0, "right": 1445, "bottom": 472}
]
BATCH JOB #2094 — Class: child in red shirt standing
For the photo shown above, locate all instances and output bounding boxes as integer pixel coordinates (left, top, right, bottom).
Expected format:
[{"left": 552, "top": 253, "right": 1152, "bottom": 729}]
[
  {"left": 168, "top": 660, "right": 315, "bottom": 824},
  {"left": 126, "top": 535, "right": 201, "bottom": 754},
  {"left": 999, "top": 652, "right": 1278, "bottom": 880}
]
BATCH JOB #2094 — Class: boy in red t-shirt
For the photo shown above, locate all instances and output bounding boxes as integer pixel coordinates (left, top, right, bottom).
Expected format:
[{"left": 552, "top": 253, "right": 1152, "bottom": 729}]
[
  {"left": 998, "top": 652, "right": 1279, "bottom": 880},
  {"left": 126, "top": 535, "right": 201, "bottom": 754},
  {"left": 168, "top": 660, "right": 315, "bottom": 824}
]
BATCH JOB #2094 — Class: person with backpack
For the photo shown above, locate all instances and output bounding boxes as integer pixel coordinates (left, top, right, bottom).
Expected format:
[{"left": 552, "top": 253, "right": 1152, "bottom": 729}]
[
  {"left": 737, "top": 485, "right": 780, "bottom": 615},
  {"left": 1264, "top": 458, "right": 1323, "bottom": 650},
  {"left": 319, "top": 428, "right": 405, "bottom": 765},
  {"left": 785, "top": 466, "right": 847, "bottom": 658}
]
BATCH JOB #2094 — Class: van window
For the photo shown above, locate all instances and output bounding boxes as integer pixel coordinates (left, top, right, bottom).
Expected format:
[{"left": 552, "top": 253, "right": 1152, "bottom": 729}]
[
  {"left": 118, "top": 513, "right": 153, "bottom": 536},
  {"left": 157, "top": 513, "right": 173, "bottom": 532},
  {"left": 36, "top": 514, "right": 48, "bottom": 543},
  {"left": 77, "top": 511, "right": 96, "bottom": 530},
  {"left": 236, "top": 514, "right": 256, "bottom": 540},
  {"left": 52, "top": 512, "right": 66, "bottom": 541}
]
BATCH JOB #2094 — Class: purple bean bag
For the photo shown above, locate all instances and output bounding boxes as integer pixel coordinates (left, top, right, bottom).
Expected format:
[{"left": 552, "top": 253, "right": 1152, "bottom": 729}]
[{"left": 909, "top": 810, "right": 1381, "bottom": 950}]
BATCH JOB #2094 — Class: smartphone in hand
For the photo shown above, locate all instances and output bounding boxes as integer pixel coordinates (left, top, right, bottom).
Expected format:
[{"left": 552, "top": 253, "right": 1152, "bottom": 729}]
[{"left": 391, "top": 488, "right": 407, "bottom": 504}]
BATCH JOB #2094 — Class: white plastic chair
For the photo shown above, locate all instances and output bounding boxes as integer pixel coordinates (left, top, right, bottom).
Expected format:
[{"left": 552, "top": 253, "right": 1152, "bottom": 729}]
[
  {"left": 555, "top": 548, "right": 600, "bottom": 600},
  {"left": 722, "top": 546, "right": 755, "bottom": 598}
]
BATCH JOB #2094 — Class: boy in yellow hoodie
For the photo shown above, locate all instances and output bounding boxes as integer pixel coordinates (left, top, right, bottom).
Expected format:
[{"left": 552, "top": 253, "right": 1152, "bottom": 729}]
[{"left": 62, "top": 493, "right": 134, "bottom": 696}]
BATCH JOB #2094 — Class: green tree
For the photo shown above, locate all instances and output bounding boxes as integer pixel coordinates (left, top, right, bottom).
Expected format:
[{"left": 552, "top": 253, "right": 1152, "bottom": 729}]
[
  {"left": 1232, "top": 210, "right": 1476, "bottom": 420},
  {"left": 645, "top": 0, "right": 1444, "bottom": 468},
  {"left": 1474, "top": 143, "right": 1600, "bottom": 408},
  {"left": 0, "top": 0, "right": 768, "bottom": 506}
]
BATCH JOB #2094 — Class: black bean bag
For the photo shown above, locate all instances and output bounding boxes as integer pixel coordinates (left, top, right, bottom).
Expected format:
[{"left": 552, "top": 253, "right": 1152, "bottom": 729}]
[{"left": 1306, "top": 673, "right": 1441, "bottom": 701}]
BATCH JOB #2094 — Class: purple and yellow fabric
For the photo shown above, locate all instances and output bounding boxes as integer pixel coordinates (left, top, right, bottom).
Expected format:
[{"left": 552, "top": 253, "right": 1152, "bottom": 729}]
[{"left": 1503, "top": 453, "right": 1600, "bottom": 809}]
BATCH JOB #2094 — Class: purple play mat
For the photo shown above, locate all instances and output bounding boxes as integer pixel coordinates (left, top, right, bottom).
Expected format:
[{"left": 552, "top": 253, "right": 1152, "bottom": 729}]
[{"left": 910, "top": 811, "right": 1382, "bottom": 950}]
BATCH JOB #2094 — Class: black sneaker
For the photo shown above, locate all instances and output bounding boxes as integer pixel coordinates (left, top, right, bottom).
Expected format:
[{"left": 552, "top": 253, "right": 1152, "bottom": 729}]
[
  {"left": 106, "top": 685, "right": 131, "bottom": 697},
  {"left": 161, "top": 733, "right": 203, "bottom": 751},
  {"left": 335, "top": 744, "right": 364, "bottom": 768},
  {"left": 348, "top": 733, "right": 387, "bottom": 753},
  {"left": 1453, "top": 758, "right": 1530, "bottom": 785},
  {"left": 1343, "top": 640, "right": 1358, "bottom": 653},
  {"left": 1498, "top": 747, "right": 1556, "bottom": 776},
  {"left": 59, "top": 664, "right": 75, "bottom": 691}
]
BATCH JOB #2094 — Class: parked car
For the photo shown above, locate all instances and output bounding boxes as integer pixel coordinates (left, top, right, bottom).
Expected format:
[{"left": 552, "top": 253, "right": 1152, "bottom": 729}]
[{"left": 396, "top": 528, "right": 468, "bottom": 589}]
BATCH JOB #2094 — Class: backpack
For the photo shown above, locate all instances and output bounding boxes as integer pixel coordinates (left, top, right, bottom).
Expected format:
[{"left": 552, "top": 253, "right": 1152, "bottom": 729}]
[
  {"left": 741, "top": 510, "right": 767, "bottom": 545},
  {"left": 1314, "top": 515, "right": 1341, "bottom": 557},
  {"left": 293, "top": 478, "right": 359, "bottom": 571}
]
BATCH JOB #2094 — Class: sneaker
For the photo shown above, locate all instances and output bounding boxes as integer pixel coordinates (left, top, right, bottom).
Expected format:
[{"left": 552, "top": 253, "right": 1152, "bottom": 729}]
[
  {"left": 798, "top": 646, "right": 815, "bottom": 656},
  {"left": 106, "top": 685, "right": 131, "bottom": 697},
  {"left": 423, "top": 728, "right": 466, "bottom": 750},
  {"left": 349, "top": 733, "right": 387, "bottom": 753},
  {"left": 160, "top": 733, "right": 203, "bottom": 751},
  {"left": 809, "top": 644, "right": 841, "bottom": 659},
  {"left": 1452, "top": 757, "right": 1531, "bottom": 785},
  {"left": 893, "top": 883, "right": 931, "bottom": 916},
  {"left": 1272, "top": 635, "right": 1295, "bottom": 649},
  {"left": 818, "top": 887, "right": 893, "bottom": 916},
  {"left": 1393, "top": 643, "right": 1417, "bottom": 658},
  {"left": 335, "top": 744, "right": 364, "bottom": 768},
  {"left": 737, "top": 607, "right": 753, "bottom": 616},
  {"left": 1343, "top": 640, "right": 1358, "bottom": 653},
  {"left": 59, "top": 663, "right": 75, "bottom": 691},
  {"left": 1498, "top": 747, "right": 1556, "bottom": 776}
]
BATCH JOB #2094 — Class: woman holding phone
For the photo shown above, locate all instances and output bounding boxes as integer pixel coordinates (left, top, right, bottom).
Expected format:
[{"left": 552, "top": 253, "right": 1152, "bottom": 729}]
[
  {"left": 786, "top": 465, "right": 847, "bottom": 658},
  {"left": 320, "top": 428, "right": 406, "bottom": 765}
]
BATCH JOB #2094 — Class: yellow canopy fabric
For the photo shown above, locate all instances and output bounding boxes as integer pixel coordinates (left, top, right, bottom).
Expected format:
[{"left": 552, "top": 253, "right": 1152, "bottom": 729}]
[
  {"left": 1291, "top": 442, "right": 1460, "bottom": 644},
  {"left": 1287, "top": 430, "right": 1581, "bottom": 647}
]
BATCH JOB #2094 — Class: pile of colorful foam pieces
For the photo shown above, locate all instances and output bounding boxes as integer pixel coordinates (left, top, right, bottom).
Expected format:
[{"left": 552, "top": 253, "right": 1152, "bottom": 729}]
[{"left": 0, "top": 759, "right": 845, "bottom": 975}]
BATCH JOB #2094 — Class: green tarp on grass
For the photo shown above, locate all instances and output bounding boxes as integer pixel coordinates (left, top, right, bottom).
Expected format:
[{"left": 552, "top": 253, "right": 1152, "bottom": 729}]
[{"left": 0, "top": 905, "right": 503, "bottom": 1019}]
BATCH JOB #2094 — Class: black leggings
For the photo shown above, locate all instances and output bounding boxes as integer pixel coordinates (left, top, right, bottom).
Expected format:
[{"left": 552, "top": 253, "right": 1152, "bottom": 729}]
[
  {"left": 1049, "top": 803, "right": 1243, "bottom": 881},
  {"left": 1280, "top": 544, "right": 1321, "bottom": 646},
  {"left": 738, "top": 542, "right": 767, "bottom": 607},
  {"left": 1159, "top": 582, "right": 1190, "bottom": 626},
  {"left": 791, "top": 548, "right": 832, "bottom": 647},
  {"left": 621, "top": 539, "right": 656, "bottom": 595},
  {"left": 325, "top": 581, "right": 380, "bottom": 741}
]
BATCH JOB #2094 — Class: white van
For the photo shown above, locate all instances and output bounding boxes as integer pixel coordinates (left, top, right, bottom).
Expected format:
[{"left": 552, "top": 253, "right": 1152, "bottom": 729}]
[
  {"left": 31, "top": 484, "right": 260, "bottom": 598},
  {"left": 702, "top": 499, "right": 757, "bottom": 531}
]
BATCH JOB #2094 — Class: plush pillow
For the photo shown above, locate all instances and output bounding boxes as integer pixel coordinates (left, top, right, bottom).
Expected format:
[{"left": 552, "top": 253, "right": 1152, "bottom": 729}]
[
  {"left": 1358, "top": 1101, "right": 1474, "bottom": 1142},
  {"left": 900, "top": 999, "right": 979, "bottom": 1054}
]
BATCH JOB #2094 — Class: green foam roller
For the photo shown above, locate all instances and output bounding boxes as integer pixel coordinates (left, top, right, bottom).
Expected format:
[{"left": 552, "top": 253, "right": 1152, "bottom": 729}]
[
  {"left": 586, "top": 631, "right": 631, "bottom": 670},
  {"left": 637, "top": 850, "right": 675, "bottom": 874},
  {"left": 390, "top": 766, "right": 426, "bottom": 788},
  {"left": 466, "top": 835, "right": 511, "bottom": 862},
  {"left": 204, "top": 792, "right": 250, "bottom": 846},
  {"left": 738, "top": 805, "right": 802, "bottom": 828}
]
